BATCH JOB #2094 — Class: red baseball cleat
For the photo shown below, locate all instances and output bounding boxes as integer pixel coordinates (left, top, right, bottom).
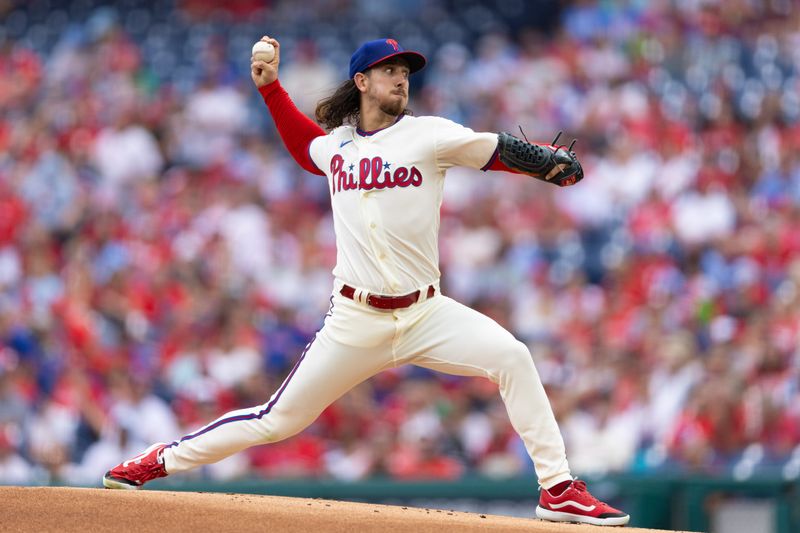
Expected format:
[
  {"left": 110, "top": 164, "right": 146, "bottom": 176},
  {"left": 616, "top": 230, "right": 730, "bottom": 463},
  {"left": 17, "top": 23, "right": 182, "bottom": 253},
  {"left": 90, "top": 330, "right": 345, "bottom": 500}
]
[
  {"left": 103, "top": 443, "right": 169, "bottom": 489},
  {"left": 536, "top": 479, "right": 630, "bottom": 526}
]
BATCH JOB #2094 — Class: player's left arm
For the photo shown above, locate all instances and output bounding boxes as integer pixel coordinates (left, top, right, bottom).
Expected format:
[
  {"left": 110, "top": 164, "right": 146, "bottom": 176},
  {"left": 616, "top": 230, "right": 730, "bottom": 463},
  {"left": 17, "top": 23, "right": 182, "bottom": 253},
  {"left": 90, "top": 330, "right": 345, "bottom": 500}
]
[{"left": 434, "top": 118, "right": 583, "bottom": 187}]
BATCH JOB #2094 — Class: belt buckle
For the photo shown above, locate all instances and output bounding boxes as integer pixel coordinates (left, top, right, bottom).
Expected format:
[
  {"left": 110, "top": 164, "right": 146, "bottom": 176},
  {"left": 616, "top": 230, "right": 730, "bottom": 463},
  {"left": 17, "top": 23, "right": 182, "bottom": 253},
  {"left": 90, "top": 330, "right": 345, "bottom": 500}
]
[
  {"left": 368, "top": 292, "right": 413, "bottom": 310},
  {"left": 342, "top": 284, "right": 433, "bottom": 310},
  {"left": 368, "top": 294, "right": 400, "bottom": 310}
]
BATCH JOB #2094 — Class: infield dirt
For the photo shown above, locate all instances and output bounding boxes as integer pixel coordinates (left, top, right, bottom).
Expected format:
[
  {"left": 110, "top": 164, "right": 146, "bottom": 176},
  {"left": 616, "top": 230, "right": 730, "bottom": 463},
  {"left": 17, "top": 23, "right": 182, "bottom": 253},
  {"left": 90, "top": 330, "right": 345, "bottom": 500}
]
[{"left": 0, "top": 486, "right": 693, "bottom": 532}]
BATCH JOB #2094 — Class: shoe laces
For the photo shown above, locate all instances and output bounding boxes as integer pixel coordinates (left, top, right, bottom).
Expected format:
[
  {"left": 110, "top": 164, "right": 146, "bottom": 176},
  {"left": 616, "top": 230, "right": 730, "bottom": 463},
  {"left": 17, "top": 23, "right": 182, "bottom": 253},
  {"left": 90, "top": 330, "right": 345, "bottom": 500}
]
[{"left": 570, "top": 480, "right": 601, "bottom": 505}]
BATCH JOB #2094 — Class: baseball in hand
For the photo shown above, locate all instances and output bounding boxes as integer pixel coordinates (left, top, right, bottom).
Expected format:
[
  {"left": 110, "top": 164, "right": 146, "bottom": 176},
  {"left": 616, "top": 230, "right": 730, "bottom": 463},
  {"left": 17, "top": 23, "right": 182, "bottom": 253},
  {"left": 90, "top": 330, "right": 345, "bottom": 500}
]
[{"left": 252, "top": 41, "right": 275, "bottom": 62}]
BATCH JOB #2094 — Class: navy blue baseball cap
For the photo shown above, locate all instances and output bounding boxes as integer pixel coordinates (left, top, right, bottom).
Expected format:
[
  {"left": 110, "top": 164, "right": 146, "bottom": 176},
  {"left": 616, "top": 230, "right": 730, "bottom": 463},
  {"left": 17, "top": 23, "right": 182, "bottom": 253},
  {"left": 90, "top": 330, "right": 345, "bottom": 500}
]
[{"left": 349, "top": 38, "right": 427, "bottom": 79}]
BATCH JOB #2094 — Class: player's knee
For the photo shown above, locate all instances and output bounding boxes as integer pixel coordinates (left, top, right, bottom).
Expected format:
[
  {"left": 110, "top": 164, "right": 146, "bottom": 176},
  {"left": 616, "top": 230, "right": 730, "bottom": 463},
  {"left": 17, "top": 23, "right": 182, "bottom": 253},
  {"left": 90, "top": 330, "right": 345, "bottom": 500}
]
[
  {"left": 493, "top": 340, "right": 535, "bottom": 380},
  {"left": 256, "top": 423, "right": 294, "bottom": 444},
  {"left": 255, "top": 409, "right": 315, "bottom": 444},
  {"left": 490, "top": 339, "right": 535, "bottom": 383}
]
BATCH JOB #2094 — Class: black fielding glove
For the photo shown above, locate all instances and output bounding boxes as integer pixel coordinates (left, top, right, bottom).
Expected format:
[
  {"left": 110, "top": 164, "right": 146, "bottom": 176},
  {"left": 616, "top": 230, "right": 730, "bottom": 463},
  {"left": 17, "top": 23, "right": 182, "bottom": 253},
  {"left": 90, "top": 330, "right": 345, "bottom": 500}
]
[{"left": 497, "top": 131, "right": 584, "bottom": 187}]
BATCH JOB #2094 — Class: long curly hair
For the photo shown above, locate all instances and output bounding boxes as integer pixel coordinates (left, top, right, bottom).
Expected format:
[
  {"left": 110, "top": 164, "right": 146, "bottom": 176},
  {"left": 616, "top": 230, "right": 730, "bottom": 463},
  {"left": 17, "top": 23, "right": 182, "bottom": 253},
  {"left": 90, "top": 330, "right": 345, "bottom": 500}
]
[
  {"left": 314, "top": 74, "right": 413, "bottom": 131},
  {"left": 314, "top": 79, "right": 361, "bottom": 131}
]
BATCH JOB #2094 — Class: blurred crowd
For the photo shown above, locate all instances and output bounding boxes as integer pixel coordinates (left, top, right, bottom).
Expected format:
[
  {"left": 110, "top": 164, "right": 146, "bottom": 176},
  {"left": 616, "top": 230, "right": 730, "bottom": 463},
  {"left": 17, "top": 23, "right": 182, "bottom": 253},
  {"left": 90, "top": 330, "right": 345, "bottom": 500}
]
[{"left": 2, "top": 0, "right": 800, "bottom": 486}]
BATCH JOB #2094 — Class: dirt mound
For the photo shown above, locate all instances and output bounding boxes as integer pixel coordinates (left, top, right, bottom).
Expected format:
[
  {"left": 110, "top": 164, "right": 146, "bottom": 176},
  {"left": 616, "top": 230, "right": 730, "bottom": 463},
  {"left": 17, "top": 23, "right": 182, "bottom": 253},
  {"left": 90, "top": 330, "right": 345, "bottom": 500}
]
[{"left": 1, "top": 486, "right": 687, "bottom": 532}]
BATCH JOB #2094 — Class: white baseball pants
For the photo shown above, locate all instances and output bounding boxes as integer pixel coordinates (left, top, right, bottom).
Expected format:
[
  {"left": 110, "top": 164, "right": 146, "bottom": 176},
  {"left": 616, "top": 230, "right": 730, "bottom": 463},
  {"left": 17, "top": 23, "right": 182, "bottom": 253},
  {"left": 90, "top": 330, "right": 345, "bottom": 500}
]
[{"left": 162, "top": 282, "right": 572, "bottom": 488}]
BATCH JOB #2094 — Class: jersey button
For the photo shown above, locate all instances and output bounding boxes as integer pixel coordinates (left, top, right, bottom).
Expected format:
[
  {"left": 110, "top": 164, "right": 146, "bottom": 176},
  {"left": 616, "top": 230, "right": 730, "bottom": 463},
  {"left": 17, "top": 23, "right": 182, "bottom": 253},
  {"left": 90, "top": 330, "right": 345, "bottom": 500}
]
[{"left": 370, "top": 222, "right": 376, "bottom": 229}]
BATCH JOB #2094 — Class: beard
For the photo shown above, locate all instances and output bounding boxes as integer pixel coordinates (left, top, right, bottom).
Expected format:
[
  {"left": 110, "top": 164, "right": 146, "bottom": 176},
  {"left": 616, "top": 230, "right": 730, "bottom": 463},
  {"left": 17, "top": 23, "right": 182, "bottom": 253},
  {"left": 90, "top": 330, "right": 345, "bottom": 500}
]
[{"left": 379, "top": 95, "right": 406, "bottom": 117}]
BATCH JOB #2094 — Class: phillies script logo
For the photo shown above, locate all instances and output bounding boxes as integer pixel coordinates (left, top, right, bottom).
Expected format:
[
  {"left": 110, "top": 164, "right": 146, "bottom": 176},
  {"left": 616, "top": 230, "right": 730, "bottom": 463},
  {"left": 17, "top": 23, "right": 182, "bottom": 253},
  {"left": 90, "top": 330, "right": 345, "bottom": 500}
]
[
  {"left": 330, "top": 154, "right": 422, "bottom": 195},
  {"left": 386, "top": 39, "right": 400, "bottom": 51}
]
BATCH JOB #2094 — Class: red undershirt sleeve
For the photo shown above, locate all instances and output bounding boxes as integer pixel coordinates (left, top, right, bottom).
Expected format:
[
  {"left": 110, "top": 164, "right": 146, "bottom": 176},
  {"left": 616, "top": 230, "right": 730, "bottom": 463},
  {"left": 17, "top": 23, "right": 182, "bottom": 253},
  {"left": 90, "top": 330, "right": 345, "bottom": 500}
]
[
  {"left": 258, "top": 80, "right": 326, "bottom": 176},
  {"left": 481, "top": 144, "right": 522, "bottom": 174}
]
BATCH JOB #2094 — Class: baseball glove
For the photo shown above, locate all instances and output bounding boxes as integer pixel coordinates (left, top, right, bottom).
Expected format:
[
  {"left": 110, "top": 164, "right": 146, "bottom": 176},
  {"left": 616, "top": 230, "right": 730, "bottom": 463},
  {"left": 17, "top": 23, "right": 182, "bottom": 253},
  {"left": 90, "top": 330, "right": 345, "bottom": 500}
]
[{"left": 497, "top": 130, "right": 584, "bottom": 187}]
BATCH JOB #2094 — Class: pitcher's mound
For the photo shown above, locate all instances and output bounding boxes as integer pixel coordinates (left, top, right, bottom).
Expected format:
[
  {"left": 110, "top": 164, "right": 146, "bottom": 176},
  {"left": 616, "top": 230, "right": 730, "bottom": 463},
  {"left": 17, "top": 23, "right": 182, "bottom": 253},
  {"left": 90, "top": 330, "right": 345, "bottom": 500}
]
[{"left": 1, "top": 486, "right": 686, "bottom": 532}]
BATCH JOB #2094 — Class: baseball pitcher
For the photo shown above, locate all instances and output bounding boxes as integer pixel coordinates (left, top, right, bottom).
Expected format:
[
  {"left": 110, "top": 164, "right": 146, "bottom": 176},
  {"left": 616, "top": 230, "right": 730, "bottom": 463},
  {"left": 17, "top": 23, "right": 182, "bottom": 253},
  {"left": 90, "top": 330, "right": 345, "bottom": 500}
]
[{"left": 104, "top": 36, "right": 629, "bottom": 526}]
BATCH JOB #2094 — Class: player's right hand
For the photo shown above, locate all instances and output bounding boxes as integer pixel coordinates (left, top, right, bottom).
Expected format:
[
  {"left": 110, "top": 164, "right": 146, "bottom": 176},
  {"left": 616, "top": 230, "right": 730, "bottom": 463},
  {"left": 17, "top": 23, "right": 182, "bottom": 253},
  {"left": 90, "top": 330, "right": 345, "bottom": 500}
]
[{"left": 251, "top": 36, "right": 280, "bottom": 88}]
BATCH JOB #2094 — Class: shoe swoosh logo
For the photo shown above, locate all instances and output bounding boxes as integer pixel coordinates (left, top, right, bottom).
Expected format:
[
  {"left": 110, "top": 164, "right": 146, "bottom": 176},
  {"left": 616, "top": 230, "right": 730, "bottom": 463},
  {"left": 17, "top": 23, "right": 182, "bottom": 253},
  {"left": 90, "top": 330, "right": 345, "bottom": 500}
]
[
  {"left": 122, "top": 457, "right": 140, "bottom": 467},
  {"left": 550, "top": 500, "right": 596, "bottom": 512},
  {"left": 122, "top": 449, "right": 152, "bottom": 467},
  {"left": 122, "top": 447, "right": 159, "bottom": 468},
  {"left": 340, "top": 140, "right": 353, "bottom": 148}
]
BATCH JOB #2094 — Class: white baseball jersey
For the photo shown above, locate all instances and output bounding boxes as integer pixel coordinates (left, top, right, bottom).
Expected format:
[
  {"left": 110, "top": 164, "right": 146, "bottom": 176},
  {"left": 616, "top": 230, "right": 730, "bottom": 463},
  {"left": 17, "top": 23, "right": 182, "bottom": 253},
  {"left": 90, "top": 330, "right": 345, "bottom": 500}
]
[
  {"left": 309, "top": 115, "right": 498, "bottom": 295},
  {"left": 160, "top": 112, "right": 572, "bottom": 492}
]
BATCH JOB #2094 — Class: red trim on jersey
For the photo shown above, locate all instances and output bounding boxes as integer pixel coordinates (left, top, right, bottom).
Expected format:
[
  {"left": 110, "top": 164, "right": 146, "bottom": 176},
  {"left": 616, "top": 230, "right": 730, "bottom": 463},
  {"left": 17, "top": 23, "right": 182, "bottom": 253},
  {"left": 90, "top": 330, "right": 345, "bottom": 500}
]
[{"left": 259, "top": 80, "right": 326, "bottom": 176}]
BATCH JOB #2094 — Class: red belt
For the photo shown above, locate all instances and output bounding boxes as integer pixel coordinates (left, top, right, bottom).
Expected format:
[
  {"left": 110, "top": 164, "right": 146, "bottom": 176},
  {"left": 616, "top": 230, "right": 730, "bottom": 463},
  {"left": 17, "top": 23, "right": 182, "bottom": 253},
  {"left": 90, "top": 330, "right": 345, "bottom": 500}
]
[{"left": 340, "top": 285, "right": 435, "bottom": 310}]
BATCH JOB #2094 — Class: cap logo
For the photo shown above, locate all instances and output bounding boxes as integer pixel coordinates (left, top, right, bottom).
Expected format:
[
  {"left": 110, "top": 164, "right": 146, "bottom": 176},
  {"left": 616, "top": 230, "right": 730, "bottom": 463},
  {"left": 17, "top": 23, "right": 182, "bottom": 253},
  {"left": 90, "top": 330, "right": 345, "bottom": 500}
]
[{"left": 349, "top": 38, "right": 426, "bottom": 79}]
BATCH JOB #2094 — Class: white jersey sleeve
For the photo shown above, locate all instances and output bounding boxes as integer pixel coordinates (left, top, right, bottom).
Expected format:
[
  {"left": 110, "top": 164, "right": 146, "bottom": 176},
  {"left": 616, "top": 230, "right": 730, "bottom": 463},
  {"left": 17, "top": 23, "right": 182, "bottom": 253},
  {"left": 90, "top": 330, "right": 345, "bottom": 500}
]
[
  {"left": 309, "top": 134, "right": 329, "bottom": 173},
  {"left": 433, "top": 117, "right": 499, "bottom": 171}
]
